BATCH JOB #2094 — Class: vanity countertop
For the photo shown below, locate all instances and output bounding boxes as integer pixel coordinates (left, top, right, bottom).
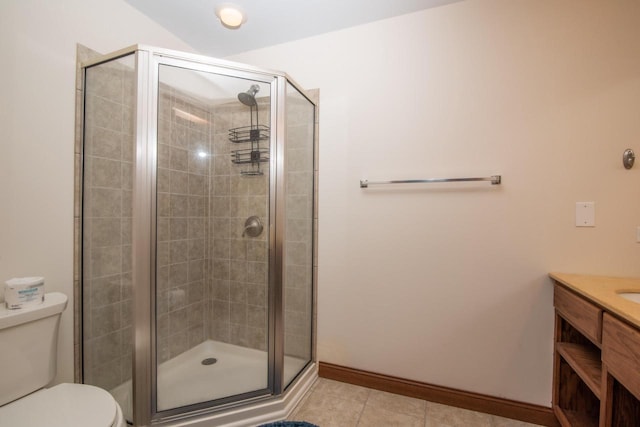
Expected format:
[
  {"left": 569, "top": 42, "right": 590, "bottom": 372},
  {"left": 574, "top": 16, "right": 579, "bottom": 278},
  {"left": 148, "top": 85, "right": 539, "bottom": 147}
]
[{"left": 550, "top": 272, "right": 640, "bottom": 329}]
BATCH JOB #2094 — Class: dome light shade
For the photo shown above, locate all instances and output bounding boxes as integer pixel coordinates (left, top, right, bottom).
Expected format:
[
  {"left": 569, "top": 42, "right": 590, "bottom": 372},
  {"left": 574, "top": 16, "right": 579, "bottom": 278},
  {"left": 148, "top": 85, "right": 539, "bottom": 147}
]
[{"left": 215, "top": 4, "right": 246, "bottom": 29}]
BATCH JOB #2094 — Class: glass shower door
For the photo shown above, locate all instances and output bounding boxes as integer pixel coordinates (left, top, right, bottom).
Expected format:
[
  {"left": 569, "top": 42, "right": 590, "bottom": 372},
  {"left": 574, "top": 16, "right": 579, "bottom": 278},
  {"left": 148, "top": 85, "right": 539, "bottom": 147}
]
[
  {"left": 283, "top": 82, "right": 315, "bottom": 388},
  {"left": 82, "top": 53, "right": 136, "bottom": 424},
  {"left": 155, "top": 62, "right": 273, "bottom": 412}
]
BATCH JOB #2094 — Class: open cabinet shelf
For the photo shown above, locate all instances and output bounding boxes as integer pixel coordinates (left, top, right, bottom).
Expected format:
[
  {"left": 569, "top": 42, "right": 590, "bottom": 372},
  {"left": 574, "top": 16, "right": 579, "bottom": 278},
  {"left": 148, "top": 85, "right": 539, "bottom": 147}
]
[
  {"left": 556, "top": 342, "right": 602, "bottom": 399},
  {"left": 554, "top": 407, "right": 599, "bottom": 427}
]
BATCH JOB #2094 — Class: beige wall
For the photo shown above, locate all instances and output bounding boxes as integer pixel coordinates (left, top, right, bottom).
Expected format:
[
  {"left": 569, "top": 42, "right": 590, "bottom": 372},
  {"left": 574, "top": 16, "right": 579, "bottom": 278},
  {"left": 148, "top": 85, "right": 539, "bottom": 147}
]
[
  {"left": 229, "top": 0, "right": 640, "bottom": 406},
  {"left": 0, "top": 0, "right": 194, "bottom": 385}
]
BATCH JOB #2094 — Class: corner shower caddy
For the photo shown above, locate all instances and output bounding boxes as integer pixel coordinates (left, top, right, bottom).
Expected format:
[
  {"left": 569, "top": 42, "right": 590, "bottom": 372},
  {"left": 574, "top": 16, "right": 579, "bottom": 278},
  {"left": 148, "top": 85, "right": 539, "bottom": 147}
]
[
  {"left": 229, "top": 124, "right": 270, "bottom": 175},
  {"left": 229, "top": 89, "right": 270, "bottom": 176}
]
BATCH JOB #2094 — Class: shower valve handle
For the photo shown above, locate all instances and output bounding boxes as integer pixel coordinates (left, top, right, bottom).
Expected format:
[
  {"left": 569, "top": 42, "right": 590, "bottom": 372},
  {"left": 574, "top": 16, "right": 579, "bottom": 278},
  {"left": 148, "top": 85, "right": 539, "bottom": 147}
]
[{"left": 242, "top": 216, "right": 263, "bottom": 238}]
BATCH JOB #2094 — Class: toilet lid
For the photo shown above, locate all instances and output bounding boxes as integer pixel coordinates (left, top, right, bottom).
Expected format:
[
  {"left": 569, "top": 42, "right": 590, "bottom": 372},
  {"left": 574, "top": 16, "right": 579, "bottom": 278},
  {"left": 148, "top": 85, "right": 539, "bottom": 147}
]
[{"left": 0, "top": 383, "right": 118, "bottom": 427}]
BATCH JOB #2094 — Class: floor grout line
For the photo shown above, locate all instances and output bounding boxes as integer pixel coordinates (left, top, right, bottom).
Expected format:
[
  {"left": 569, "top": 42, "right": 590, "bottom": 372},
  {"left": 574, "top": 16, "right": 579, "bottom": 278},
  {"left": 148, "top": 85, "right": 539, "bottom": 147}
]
[
  {"left": 354, "top": 388, "right": 370, "bottom": 427},
  {"left": 424, "top": 400, "right": 429, "bottom": 427}
]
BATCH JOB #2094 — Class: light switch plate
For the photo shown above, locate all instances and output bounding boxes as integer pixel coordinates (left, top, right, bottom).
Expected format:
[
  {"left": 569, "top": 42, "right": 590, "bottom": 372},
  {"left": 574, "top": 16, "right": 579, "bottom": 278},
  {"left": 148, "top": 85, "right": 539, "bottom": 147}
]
[{"left": 576, "top": 202, "right": 595, "bottom": 227}]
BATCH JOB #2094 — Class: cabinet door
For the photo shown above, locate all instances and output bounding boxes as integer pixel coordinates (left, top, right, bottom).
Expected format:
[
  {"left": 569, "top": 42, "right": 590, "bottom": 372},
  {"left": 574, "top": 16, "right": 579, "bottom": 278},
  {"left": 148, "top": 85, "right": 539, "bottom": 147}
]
[{"left": 602, "top": 313, "right": 640, "bottom": 401}]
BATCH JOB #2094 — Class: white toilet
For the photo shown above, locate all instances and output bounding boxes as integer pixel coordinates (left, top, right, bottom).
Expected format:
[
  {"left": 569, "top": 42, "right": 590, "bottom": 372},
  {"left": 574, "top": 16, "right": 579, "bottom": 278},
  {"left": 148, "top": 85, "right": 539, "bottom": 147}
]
[{"left": 0, "top": 292, "right": 126, "bottom": 427}]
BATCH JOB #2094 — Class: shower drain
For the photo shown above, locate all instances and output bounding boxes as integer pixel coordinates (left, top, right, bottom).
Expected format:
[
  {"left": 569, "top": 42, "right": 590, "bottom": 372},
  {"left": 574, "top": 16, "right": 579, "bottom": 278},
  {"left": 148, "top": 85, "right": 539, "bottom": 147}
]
[{"left": 202, "top": 357, "right": 218, "bottom": 365}]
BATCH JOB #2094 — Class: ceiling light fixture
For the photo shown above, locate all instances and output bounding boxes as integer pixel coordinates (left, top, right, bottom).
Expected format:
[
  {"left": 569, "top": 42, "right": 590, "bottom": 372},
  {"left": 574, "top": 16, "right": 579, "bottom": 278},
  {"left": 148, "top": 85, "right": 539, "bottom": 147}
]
[{"left": 215, "top": 3, "right": 246, "bottom": 29}]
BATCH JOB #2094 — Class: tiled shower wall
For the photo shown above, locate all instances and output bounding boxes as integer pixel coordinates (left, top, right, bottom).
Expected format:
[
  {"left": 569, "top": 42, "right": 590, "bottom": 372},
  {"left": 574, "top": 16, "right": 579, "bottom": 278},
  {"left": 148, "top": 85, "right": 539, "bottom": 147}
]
[
  {"left": 209, "top": 100, "right": 271, "bottom": 351},
  {"left": 81, "top": 53, "right": 135, "bottom": 391},
  {"left": 156, "top": 85, "right": 211, "bottom": 364}
]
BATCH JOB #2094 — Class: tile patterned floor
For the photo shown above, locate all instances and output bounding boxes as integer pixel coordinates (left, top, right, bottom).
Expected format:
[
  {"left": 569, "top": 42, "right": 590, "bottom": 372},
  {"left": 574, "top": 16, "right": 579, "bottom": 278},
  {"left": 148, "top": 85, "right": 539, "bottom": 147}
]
[{"left": 288, "top": 378, "right": 544, "bottom": 427}]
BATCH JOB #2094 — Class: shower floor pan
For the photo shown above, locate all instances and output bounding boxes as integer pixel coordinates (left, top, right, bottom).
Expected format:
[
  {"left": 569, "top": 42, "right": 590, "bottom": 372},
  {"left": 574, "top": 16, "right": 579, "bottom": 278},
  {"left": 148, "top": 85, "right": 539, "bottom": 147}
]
[{"left": 110, "top": 339, "right": 307, "bottom": 420}]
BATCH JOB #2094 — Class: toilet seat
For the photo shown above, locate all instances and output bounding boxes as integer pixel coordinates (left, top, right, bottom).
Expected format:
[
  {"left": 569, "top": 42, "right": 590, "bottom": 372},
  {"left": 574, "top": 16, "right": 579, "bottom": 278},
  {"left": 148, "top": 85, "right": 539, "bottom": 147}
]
[{"left": 0, "top": 383, "right": 124, "bottom": 427}]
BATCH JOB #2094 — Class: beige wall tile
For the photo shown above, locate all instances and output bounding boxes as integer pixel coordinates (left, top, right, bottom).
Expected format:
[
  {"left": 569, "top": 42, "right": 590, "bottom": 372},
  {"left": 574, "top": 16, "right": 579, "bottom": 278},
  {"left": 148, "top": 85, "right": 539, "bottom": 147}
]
[
  {"left": 90, "top": 274, "right": 121, "bottom": 306},
  {"left": 169, "top": 240, "right": 189, "bottom": 264},
  {"left": 89, "top": 246, "right": 122, "bottom": 278},
  {"left": 188, "top": 238, "right": 206, "bottom": 261},
  {"left": 188, "top": 195, "right": 206, "bottom": 217},
  {"left": 188, "top": 173, "right": 205, "bottom": 195},
  {"left": 86, "top": 357, "right": 123, "bottom": 391},
  {"left": 168, "top": 332, "right": 188, "bottom": 357},
  {"left": 170, "top": 146, "right": 189, "bottom": 171},
  {"left": 169, "top": 262, "right": 189, "bottom": 286},
  {"left": 86, "top": 127, "right": 122, "bottom": 159},
  {"left": 86, "top": 64, "right": 124, "bottom": 102},
  {"left": 91, "top": 303, "right": 121, "bottom": 337},
  {"left": 87, "top": 188, "right": 122, "bottom": 217},
  {"left": 247, "top": 326, "right": 267, "bottom": 351},
  {"left": 88, "top": 156, "right": 122, "bottom": 188},
  {"left": 188, "top": 282, "right": 204, "bottom": 306},
  {"left": 242, "top": 283, "right": 264, "bottom": 306},
  {"left": 229, "top": 324, "right": 248, "bottom": 347},
  {"left": 170, "top": 170, "right": 189, "bottom": 194},
  {"left": 158, "top": 143, "right": 171, "bottom": 169},
  {"left": 170, "top": 123, "right": 189, "bottom": 148},
  {"left": 230, "top": 302, "right": 247, "bottom": 324},
  {"left": 229, "top": 259, "right": 247, "bottom": 282},
  {"left": 170, "top": 194, "right": 189, "bottom": 217},
  {"left": 89, "top": 218, "right": 122, "bottom": 247},
  {"left": 187, "top": 218, "right": 205, "bottom": 239},
  {"left": 229, "top": 281, "right": 248, "bottom": 304},
  {"left": 247, "top": 261, "right": 267, "bottom": 284},
  {"left": 169, "top": 218, "right": 188, "bottom": 240},
  {"left": 188, "top": 259, "right": 205, "bottom": 282},
  {"left": 86, "top": 331, "right": 121, "bottom": 367},
  {"left": 247, "top": 305, "right": 266, "bottom": 329},
  {"left": 121, "top": 190, "right": 133, "bottom": 217}
]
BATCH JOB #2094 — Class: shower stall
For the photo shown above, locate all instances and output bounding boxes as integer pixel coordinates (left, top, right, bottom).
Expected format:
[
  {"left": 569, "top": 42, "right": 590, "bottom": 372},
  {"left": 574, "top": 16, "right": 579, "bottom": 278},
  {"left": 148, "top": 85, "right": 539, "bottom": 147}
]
[{"left": 78, "top": 45, "right": 317, "bottom": 426}]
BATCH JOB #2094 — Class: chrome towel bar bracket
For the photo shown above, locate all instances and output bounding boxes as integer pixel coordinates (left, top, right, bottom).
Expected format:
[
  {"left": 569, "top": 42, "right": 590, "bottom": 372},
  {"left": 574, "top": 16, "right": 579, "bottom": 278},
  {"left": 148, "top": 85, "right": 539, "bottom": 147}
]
[{"left": 360, "top": 175, "right": 501, "bottom": 188}]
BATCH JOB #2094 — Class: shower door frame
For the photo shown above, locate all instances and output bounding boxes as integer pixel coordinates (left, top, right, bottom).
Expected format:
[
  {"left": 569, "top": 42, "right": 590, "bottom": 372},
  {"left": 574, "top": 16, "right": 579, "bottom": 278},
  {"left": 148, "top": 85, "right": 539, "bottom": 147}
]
[
  {"left": 81, "top": 45, "right": 316, "bottom": 427},
  {"left": 138, "top": 47, "right": 283, "bottom": 425}
]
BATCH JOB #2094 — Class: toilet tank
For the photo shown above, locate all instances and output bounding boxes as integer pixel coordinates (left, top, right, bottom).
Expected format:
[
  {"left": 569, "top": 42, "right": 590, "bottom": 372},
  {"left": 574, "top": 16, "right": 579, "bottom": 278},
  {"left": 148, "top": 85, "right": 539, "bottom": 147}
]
[{"left": 0, "top": 292, "right": 67, "bottom": 406}]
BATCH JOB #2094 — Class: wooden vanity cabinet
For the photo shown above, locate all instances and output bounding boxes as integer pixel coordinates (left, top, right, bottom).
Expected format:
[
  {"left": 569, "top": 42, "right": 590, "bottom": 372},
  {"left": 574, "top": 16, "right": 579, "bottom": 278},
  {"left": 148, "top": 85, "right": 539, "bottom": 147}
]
[{"left": 553, "top": 282, "right": 640, "bottom": 427}]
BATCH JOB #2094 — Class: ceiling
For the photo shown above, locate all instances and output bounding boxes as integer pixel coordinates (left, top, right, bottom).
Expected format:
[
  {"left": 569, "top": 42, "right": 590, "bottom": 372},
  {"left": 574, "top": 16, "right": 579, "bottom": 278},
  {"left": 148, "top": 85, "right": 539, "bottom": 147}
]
[{"left": 125, "top": 0, "right": 463, "bottom": 57}]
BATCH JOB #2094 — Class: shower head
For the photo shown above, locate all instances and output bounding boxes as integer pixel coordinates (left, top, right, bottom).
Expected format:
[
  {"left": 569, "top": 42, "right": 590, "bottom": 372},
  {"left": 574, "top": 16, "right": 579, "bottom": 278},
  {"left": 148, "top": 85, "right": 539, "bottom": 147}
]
[{"left": 238, "top": 84, "right": 260, "bottom": 106}]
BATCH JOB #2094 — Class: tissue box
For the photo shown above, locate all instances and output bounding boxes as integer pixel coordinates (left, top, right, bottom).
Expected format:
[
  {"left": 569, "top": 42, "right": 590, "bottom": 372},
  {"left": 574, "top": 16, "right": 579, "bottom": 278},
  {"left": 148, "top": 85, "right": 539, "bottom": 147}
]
[{"left": 5, "top": 277, "right": 45, "bottom": 309}]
